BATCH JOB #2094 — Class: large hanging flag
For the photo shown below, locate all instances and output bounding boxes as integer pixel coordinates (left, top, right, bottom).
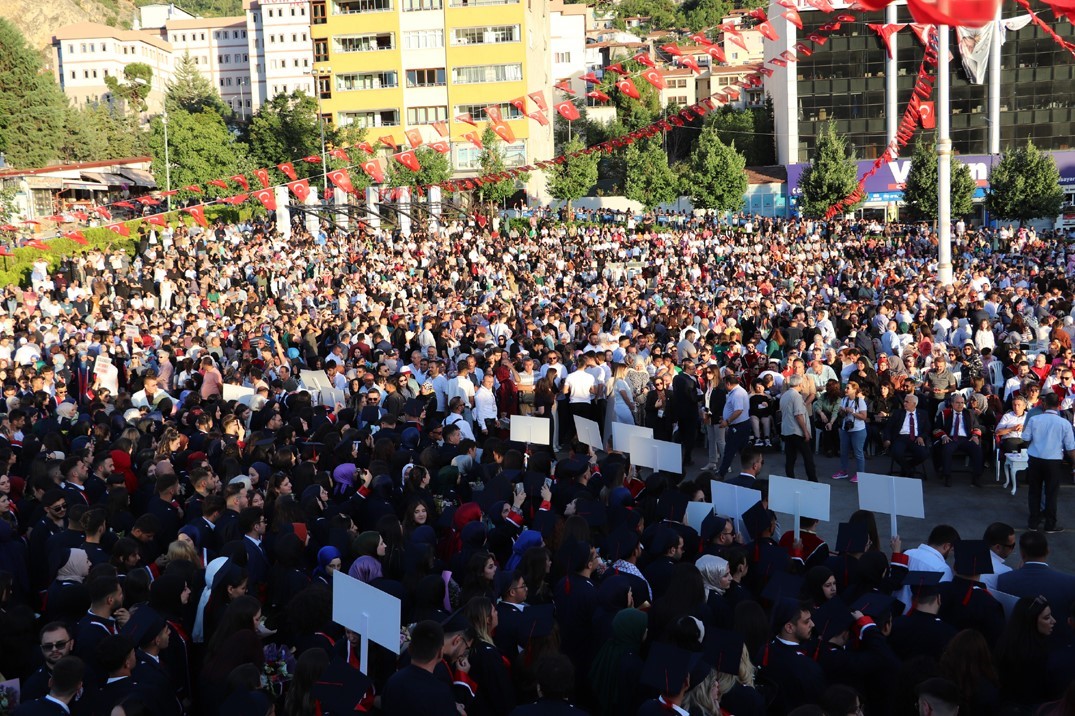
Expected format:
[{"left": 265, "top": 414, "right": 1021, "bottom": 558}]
[
  {"left": 183, "top": 206, "right": 207, "bottom": 227},
  {"left": 868, "top": 23, "right": 905, "bottom": 58},
  {"left": 288, "top": 179, "right": 311, "bottom": 203},
  {"left": 327, "top": 169, "right": 356, "bottom": 193},
  {"left": 555, "top": 101, "right": 581, "bottom": 121}
]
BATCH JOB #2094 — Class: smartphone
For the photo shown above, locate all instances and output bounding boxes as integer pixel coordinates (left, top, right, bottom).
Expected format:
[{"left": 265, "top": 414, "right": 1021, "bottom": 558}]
[
  {"left": 543, "top": 477, "right": 553, "bottom": 490},
  {"left": 514, "top": 483, "right": 525, "bottom": 496},
  {"left": 352, "top": 441, "right": 360, "bottom": 451}
]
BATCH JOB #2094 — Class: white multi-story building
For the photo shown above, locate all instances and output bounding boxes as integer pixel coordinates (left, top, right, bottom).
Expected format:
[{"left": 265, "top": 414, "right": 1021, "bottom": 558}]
[
  {"left": 245, "top": 0, "right": 315, "bottom": 109},
  {"left": 163, "top": 17, "right": 254, "bottom": 118},
  {"left": 550, "top": 0, "right": 589, "bottom": 96}
]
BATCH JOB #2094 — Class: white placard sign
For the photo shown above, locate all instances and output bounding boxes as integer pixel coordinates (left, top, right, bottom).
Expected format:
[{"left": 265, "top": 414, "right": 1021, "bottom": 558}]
[
  {"left": 320, "top": 387, "right": 347, "bottom": 409},
  {"left": 654, "top": 439, "right": 683, "bottom": 474},
  {"left": 612, "top": 422, "right": 653, "bottom": 453},
  {"left": 509, "top": 415, "right": 551, "bottom": 445},
  {"left": 93, "top": 355, "right": 119, "bottom": 396},
  {"left": 856, "top": 472, "right": 925, "bottom": 537},
  {"left": 332, "top": 571, "right": 402, "bottom": 674},
  {"left": 711, "top": 480, "right": 763, "bottom": 538},
  {"left": 685, "top": 501, "right": 716, "bottom": 532},
  {"left": 222, "top": 383, "right": 256, "bottom": 403},
  {"left": 573, "top": 416, "right": 603, "bottom": 451},
  {"left": 628, "top": 437, "right": 659, "bottom": 469},
  {"left": 768, "top": 475, "right": 831, "bottom": 541},
  {"left": 300, "top": 369, "right": 332, "bottom": 392}
]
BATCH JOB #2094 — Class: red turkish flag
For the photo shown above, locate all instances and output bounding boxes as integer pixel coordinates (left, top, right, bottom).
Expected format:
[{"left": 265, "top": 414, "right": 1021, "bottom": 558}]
[
  {"left": 106, "top": 223, "right": 130, "bottom": 237},
  {"left": 632, "top": 53, "right": 656, "bottom": 70},
  {"left": 803, "top": 0, "right": 835, "bottom": 11},
  {"left": 485, "top": 106, "right": 504, "bottom": 124},
  {"left": 605, "top": 64, "right": 626, "bottom": 76},
  {"left": 302, "top": 155, "right": 321, "bottom": 164},
  {"left": 681, "top": 56, "right": 702, "bottom": 74},
  {"left": 277, "top": 162, "right": 297, "bottom": 180},
  {"left": 909, "top": 23, "right": 934, "bottom": 48},
  {"left": 510, "top": 97, "right": 527, "bottom": 114},
  {"left": 580, "top": 72, "right": 601, "bottom": 84},
  {"left": 556, "top": 101, "right": 580, "bottom": 121},
  {"left": 378, "top": 135, "right": 398, "bottom": 150},
  {"left": 288, "top": 179, "right": 311, "bottom": 203},
  {"left": 463, "top": 132, "right": 483, "bottom": 149},
  {"left": 357, "top": 142, "right": 375, "bottom": 154},
  {"left": 405, "top": 129, "right": 424, "bottom": 148},
  {"left": 907, "top": 0, "right": 997, "bottom": 27},
  {"left": 554, "top": 80, "right": 576, "bottom": 95},
  {"left": 616, "top": 78, "right": 641, "bottom": 99},
  {"left": 770, "top": 58, "right": 787, "bottom": 67},
  {"left": 705, "top": 45, "right": 726, "bottom": 63},
  {"left": 455, "top": 113, "right": 477, "bottom": 126},
  {"left": 868, "top": 23, "right": 905, "bottom": 58},
  {"left": 63, "top": 231, "right": 88, "bottom": 245},
  {"left": 429, "top": 140, "right": 451, "bottom": 154},
  {"left": 586, "top": 90, "right": 610, "bottom": 102},
  {"left": 688, "top": 33, "right": 712, "bottom": 46},
  {"left": 135, "top": 197, "right": 159, "bottom": 205},
  {"left": 918, "top": 101, "right": 936, "bottom": 128},
  {"left": 183, "top": 185, "right": 203, "bottom": 194},
  {"left": 528, "top": 111, "right": 550, "bottom": 126},
  {"left": 183, "top": 205, "right": 207, "bottom": 227},
  {"left": 432, "top": 121, "right": 449, "bottom": 137},
  {"left": 145, "top": 215, "right": 168, "bottom": 227},
  {"left": 660, "top": 43, "right": 683, "bottom": 57},
  {"left": 330, "top": 148, "right": 350, "bottom": 162},
  {"left": 782, "top": 8, "right": 803, "bottom": 28},
  {"left": 361, "top": 160, "right": 385, "bottom": 184},
  {"left": 641, "top": 69, "right": 666, "bottom": 90},
  {"left": 93, "top": 207, "right": 111, "bottom": 220},
  {"left": 230, "top": 175, "right": 249, "bottom": 190},
  {"left": 254, "top": 168, "right": 271, "bottom": 188},
  {"left": 491, "top": 123, "right": 516, "bottom": 144},
  {"left": 27, "top": 240, "right": 49, "bottom": 251},
  {"left": 729, "top": 34, "right": 749, "bottom": 51},
  {"left": 528, "top": 91, "right": 548, "bottom": 112},
  {"left": 253, "top": 189, "right": 277, "bottom": 210},
  {"left": 794, "top": 42, "right": 813, "bottom": 57},
  {"left": 756, "top": 21, "right": 779, "bottom": 41},
  {"left": 395, "top": 150, "right": 421, "bottom": 172},
  {"left": 327, "top": 169, "right": 355, "bottom": 193},
  {"left": 220, "top": 194, "right": 248, "bottom": 204}
]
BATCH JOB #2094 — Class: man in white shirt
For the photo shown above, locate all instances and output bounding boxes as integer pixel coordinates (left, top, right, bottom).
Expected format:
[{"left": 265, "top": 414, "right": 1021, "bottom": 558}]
[
  {"left": 447, "top": 359, "right": 476, "bottom": 422},
  {"left": 979, "top": 522, "right": 1015, "bottom": 590},
  {"left": 564, "top": 354, "right": 597, "bottom": 444},
  {"left": 474, "top": 373, "right": 499, "bottom": 441},
  {"left": 443, "top": 396, "right": 476, "bottom": 442},
  {"left": 897, "top": 525, "right": 959, "bottom": 608},
  {"left": 716, "top": 373, "right": 752, "bottom": 478}
]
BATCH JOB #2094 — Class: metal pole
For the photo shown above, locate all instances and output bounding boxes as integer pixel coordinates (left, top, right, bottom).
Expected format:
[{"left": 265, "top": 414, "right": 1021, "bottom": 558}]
[
  {"left": 314, "top": 69, "right": 330, "bottom": 195},
  {"left": 163, "top": 111, "right": 171, "bottom": 211},
  {"left": 989, "top": 7, "right": 1002, "bottom": 156},
  {"left": 885, "top": 3, "right": 898, "bottom": 147},
  {"left": 937, "top": 26, "right": 953, "bottom": 285}
]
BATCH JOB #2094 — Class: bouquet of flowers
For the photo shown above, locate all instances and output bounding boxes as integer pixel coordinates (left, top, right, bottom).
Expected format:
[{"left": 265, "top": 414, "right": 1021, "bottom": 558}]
[
  {"left": 0, "top": 680, "right": 20, "bottom": 716},
  {"left": 261, "top": 643, "right": 297, "bottom": 696}
]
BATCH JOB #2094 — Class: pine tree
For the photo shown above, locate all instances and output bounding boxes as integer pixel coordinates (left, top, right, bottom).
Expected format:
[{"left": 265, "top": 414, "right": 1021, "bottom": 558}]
[
  {"left": 547, "top": 137, "right": 598, "bottom": 213},
  {"left": 798, "top": 122, "right": 862, "bottom": 218},
  {"left": 166, "top": 53, "right": 231, "bottom": 117},
  {"left": 0, "top": 19, "right": 68, "bottom": 168},
  {"left": 624, "top": 137, "right": 679, "bottom": 211},
  {"left": 104, "top": 62, "right": 154, "bottom": 113},
  {"left": 902, "top": 136, "right": 975, "bottom": 221},
  {"left": 985, "top": 139, "right": 1065, "bottom": 225},
  {"left": 61, "top": 104, "right": 149, "bottom": 162},
  {"left": 682, "top": 125, "right": 747, "bottom": 212}
]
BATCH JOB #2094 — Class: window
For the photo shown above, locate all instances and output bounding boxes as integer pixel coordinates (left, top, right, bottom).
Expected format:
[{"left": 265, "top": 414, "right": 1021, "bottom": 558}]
[
  {"left": 218, "top": 54, "right": 223, "bottom": 63},
  {"left": 455, "top": 102, "right": 523, "bottom": 120},
  {"left": 336, "top": 70, "right": 398, "bottom": 90},
  {"left": 402, "top": 29, "right": 443, "bottom": 49},
  {"left": 456, "top": 140, "right": 525, "bottom": 168},
  {"left": 452, "top": 63, "right": 521, "bottom": 84},
  {"left": 406, "top": 68, "right": 445, "bottom": 87},
  {"left": 407, "top": 106, "right": 448, "bottom": 124},
  {"left": 226, "top": 77, "right": 233, "bottom": 86},
  {"left": 311, "top": 1, "right": 326, "bottom": 23},
  {"left": 669, "top": 95, "right": 688, "bottom": 105},
  {"left": 670, "top": 78, "right": 687, "bottom": 88},
  {"left": 334, "top": 33, "right": 394, "bottom": 52},
  {"left": 554, "top": 51, "right": 571, "bottom": 63},
  {"left": 220, "top": 78, "right": 225, "bottom": 87},
  {"left": 80, "top": 43, "right": 86, "bottom": 52},
  {"left": 339, "top": 109, "right": 399, "bottom": 128},
  {"left": 69, "top": 44, "right": 74, "bottom": 53},
  {"left": 71, "top": 70, "right": 76, "bottom": 79},
  {"left": 314, "top": 39, "right": 328, "bottom": 62},
  {"left": 451, "top": 25, "right": 519, "bottom": 45},
  {"left": 403, "top": 0, "right": 442, "bottom": 10},
  {"left": 448, "top": 0, "right": 518, "bottom": 6},
  {"left": 333, "top": 0, "right": 391, "bottom": 13}
]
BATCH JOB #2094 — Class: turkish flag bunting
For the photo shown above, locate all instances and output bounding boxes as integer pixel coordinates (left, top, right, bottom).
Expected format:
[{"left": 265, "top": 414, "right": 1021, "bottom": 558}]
[
  {"left": 395, "top": 151, "right": 421, "bottom": 172},
  {"left": 253, "top": 188, "right": 277, "bottom": 211},
  {"left": 327, "top": 169, "right": 356, "bottom": 193},
  {"left": 837, "top": 13, "right": 856, "bottom": 21},
  {"left": 794, "top": 42, "right": 813, "bottom": 56},
  {"left": 681, "top": 56, "right": 702, "bottom": 73},
  {"left": 770, "top": 58, "right": 787, "bottom": 67},
  {"left": 456, "top": 113, "right": 477, "bottom": 126},
  {"left": 781, "top": 50, "right": 799, "bottom": 61},
  {"left": 64, "top": 231, "right": 88, "bottom": 245},
  {"left": 720, "top": 23, "right": 742, "bottom": 37},
  {"left": 748, "top": 7, "right": 767, "bottom": 20},
  {"left": 135, "top": 197, "right": 159, "bottom": 205},
  {"left": 782, "top": 8, "right": 804, "bottom": 28},
  {"left": 919, "top": 101, "right": 936, "bottom": 128},
  {"left": 756, "top": 21, "right": 779, "bottom": 41},
  {"left": 302, "top": 155, "right": 321, "bottom": 164},
  {"left": 106, "top": 223, "right": 130, "bottom": 237},
  {"left": 528, "top": 92, "right": 548, "bottom": 112},
  {"left": 145, "top": 215, "right": 168, "bottom": 227},
  {"left": 183, "top": 185, "right": 203, "bottom": 194},
  {"left": 586, "top": 90, "right": 610, "bottom": 102},
  {"left": 807, "top": 33, "right": 828, "bottom": 45},
  {"left": 220, "top": 194, "right": 248, "bottom": 204},
  {"left": 633, "top": 54, "right": 657, "bottom": 71},
  {"left": 705, "top": 45, "right": 726, "bottom": 63},
  {"left": 617, "top": 77, "right": 641, "bottom": 99},
  {"left": 432, "top": 121, "right": 449, "bottom": 138},
  {"left": 27, "top": 240, "right": 49, "bottom": 251},
  {"left": 528, "top": 111, "right": 550, "bottom": 126},
  {"left": 288, "top": 179, "right": 311, "bottom": 203},
  {"left": 485, "top": 106, "right": 504, "bottom": 124},
  {"left": 510, "top": 97, "right": 528, "bottom": 114},
  {"left": 429, "top": 140, "right": 451, "bottom": 153},
  {"left": 725, "top": 88, "right": 741, "bottom": 101},
  {"left": 492, "top": 122, "right": 516, "bottom": 143},
  {"left": 556, "top": 101, "right": 581, "bottom": 121},
  {"left": 688, "top": 33, "right": 712, "bottom": 46},
  {"left": 868, "top": 23, "right": 905, "bottom": 58},
  {"left": 277, "top": 162, "right": 297, "bottom": 180},
  {"left": 608, "top": 64, "right": 628, "bottom": 76},
  {"left": 357, "top": 142, "right": 375, "bottom": 154},
  {"left": 93, "top": 207, "right": 111, "bottom": 220},
  {"left": 405, "top": 129, "right": 424, "bottom": 148},
  {"left": 183, "top": 205, "right": 207, "bottom": 227},
  {"left": 554, "top": 81, "right": 576, "bottom": 95},
  {"left": 729, "top": 34, "right": 749, "bottom": 51},
  {"left": 361, "top": 160, "right": 385, "bottom": 184},
  {"left": 330, "top": 148, "right": 350, "bottom": 162},
  {"left": 378, "top": 135, "right": 398, "bottom": 150},
  {"left": 907, "top": 0, "right": 997, "bottom": 27},
  {"left": 208, "top": 179, "right": 229, "bottom": 190},
  {"left": 229, "top": 175, "right": 249, "bottom": 190},
  {"left": 254, "top": 168, "right": 271, "bottom": 188},
  {"left": 803, "top": 0, "right": 835, "bottom": 11},
  {"left": 642, "top": 69, "right": 666, "bottom": 89},
  {"left": 910, "top": 23, "right": 934, "bottom": 47},
  {"left": 580, "top": 72, "right": 601, "bottom": 84},
  {"left": 660, "top": 43, "right": 683, "bottom": 56},
  {"left": 463, "top": 132, "right": 483, "bottom": 149}
]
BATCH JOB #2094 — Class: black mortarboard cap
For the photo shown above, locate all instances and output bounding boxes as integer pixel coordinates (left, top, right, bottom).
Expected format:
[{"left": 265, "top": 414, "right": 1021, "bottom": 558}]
[
  {"left": 850, "top": 593, "right": 897, "bottom": 623},
  {"left": 404, "top": 399, "right": 425, "bottom": 417},
  {"left": 440, "top": 610, "right": 472, "bottom": 636},
  {"left": 641, "top": 642, "right": 702, "bottom": 695},
  {"left": 120, "top": 606, "right": 167, "bottom": 648},
  {"left": 657, "top": 490, "right": 689, "bottom": 522},
  {"left": 741, "top": 501, "right": 771, "bottom": 542},
  {"left": 761, "top": 570, "right": 805, "bottom": 604},
  {"left": 916, "top": 677, "right": 961, "bottom": 706},
  {"left": 605, "top": 528, "right": 641, "bottom": 562},
  {"left": 702, "top": 628, "right": 745, "bottom": 676},
  {"left": 903, "top": 570, "right": 944, "bottom": 599},
  {"left": 557, "top": 458, "right": 589, "bottom": 482},
  {"left": 575, "top": 497, "right": 607, "bottom": 528},
  {"left": 835, "top": 522, "right": 869, "bottom": 554},
  {"left": 311, "top": 661, "right": 372, "bottom": 714},
  {"left": 494, "top": 569, "right": 519, "bottom": 599},
  {"left": 954, "top": 540, "right": 995, "bottom": 577},
  {"left": 770, "top": 596, "right": 806, "bottom": 632},
  {"left": 648, "top": 526, "right": 681, "bottom": 554},
  {"left": 562, "top": 539, "right": 594, "bottom": 573},
  {"left": 519, "top": 604, "right": 556, "bottom": 644},
  {"left": 812, "top": 598, "right": 853, "bottom": 642},
  {"left": 701, "top": 512, "right": 731, "bottom": 543}
]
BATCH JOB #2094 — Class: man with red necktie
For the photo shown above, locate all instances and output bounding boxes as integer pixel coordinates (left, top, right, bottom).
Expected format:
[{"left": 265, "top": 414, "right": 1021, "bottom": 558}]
[
  {"left": 884, "top": 393, "right": 932, "bottom": 477},
  {"left": 933, "top": 394, "right": 984, "bottom": 487}
]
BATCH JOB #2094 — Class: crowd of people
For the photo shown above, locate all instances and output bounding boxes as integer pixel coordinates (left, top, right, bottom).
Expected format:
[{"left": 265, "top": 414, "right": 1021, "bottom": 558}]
[{"left": 0, "top": 208, "right": 1074, "bottom": 716}]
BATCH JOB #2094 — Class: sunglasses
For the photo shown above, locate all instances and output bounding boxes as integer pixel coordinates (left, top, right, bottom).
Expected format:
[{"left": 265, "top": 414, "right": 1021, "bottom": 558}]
[{"left": 41, "top": 639, "right": 70, "bottom": 652}]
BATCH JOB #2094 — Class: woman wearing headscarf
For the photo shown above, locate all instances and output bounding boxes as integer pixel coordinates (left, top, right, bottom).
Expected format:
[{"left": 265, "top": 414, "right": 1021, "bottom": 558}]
[
  {"left": 505, "top": 530, "right": 543, "bottom": 573},
  {"left": 348, "top": 556, "right": 383, "bottom": 584},
  {"left": 442, "top": 502, "right": 483, "bottom": 560},
  {"left": 192, "top": 557, "right": 229, "bottom": 644},
  {"left": 44, "top": 547, "right": 91, "bottom": 623},
  {"left": 697, "top": 554, "right": 734, "bottom": 629},
  {"left": 150, "top": 571, "right": 194, "bottom": 705},
  {"left": 312, "top": 546, "right": 342, "bottom": 586},
  {"left": 589, "top": 608, "right": 647, "bottom": 716}
]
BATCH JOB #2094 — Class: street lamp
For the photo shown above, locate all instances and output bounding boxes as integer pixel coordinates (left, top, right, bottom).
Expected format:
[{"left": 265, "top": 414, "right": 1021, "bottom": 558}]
[
  {"left": 162, "top": 111, "right": 171, "bottom": 210},
  {"left": 308, "top": 67, "right": 332, "bottom": 197}
]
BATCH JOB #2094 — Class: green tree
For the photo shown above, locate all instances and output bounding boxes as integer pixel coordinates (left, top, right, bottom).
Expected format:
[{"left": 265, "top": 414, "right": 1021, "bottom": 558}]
[
  {"left": 708, "top": 104, "right": 776, "bottom": 167},
  {"left": 680, "top": 0, "right": 731, "bottom": 31},
  {"left": 798, "top": 122, "right": 862, "bottom": 218},
  {"left": 476, "top": 126, "right": 529, "bottom": 212},
  {"left": 104, "top": 62, "right": 153, "bottom": 113},
  {"left": 548, "top": 137, "right": 598, "bottom": 213},
  {"left": 0, "top": 185, "right": 17, "bottom": 225},
  {"left": 166, "top": 52, "right": 231, "bottom": 117},
  {"left": 385, "top": 146, "right": 452, "bottom": 188},
  {"left": 682, "top": 125, "right": 746, "bottom": 212},
  {"left": 244, "top": 90, "right": 327, "bottom": 180},
  {"left": 61, "top": 104, "right": 149, "bottom": 162},
  {"left": 147, "top": 108, "right": 249, "bottom": 198},
  {"left": 985, "top": 139, "right": 1065, "bottom": 226},
  {"left": 902, "top": 136, "right": 975, "bottom": 221},
  {"left": 0, "top": 19, "right": 68, "bottom": 168},
  {"left": 624, "top": 137, "right": 679, "bottom": 211},
  {"left": 613, "top": 0, "right": 678, "bottom": 31}
]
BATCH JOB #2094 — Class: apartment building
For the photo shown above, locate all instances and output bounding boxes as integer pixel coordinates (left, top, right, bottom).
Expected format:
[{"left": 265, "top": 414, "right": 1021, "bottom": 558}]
[
  {"left": 163, "top": 16, "right": 255, "bottom": 117},
  {"left": 244, "top": 0, "right": 316, "bottom": 110}
]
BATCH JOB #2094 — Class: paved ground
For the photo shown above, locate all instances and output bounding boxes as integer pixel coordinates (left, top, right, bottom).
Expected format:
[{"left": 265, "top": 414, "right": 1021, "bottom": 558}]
[{"left": 691, "top": 447, "right": 1075, "bottom": 574}]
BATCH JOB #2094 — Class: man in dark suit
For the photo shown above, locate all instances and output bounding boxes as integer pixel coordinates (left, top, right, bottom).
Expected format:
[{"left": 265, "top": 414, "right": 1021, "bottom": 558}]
[
  {"left": 884, "top": 393, "right": 932, "bottom": 477},
  {"left": 725, "top": 446, "right": 764, "bottom": 489},
  {"left": 997, "top": 531, "right": 1075, "bottom": 642},
  {"left": 932, "top": 394, "right": 984, "bottom": 486},
  {"left": 13, "top": 656, "right": 83, "bottom": 716},
  {"left": 146, "top": 474, "right": 182, "bottom": 553},
  {"left": 381, "top": 620, "right": 459, "bottom": 716},
  {"left": 671, "top": 360, "right": 703, "bottom": 466},
  {"left": 509, "top": 653, "right": 588, "bottom": 716},
  {"left": 87, "top": 635, "right": 147, "bottom": 716},
  {"left": 240, "top": 507, "right": 270, "bottom": 604}
]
